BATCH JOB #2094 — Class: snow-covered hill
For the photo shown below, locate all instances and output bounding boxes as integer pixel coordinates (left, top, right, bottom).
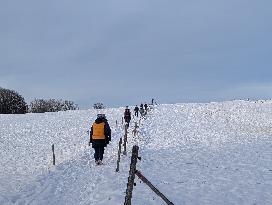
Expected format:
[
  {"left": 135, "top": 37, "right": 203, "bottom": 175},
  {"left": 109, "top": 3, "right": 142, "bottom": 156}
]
[{"left": 1, "top": 100, "right": 272, "bottom": 205}]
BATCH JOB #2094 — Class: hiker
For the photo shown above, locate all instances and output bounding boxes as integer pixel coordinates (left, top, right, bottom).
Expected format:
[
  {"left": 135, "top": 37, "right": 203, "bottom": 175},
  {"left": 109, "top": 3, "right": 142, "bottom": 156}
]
[
  {"left": 140, "top": 103, "right": 143, "bottom": 110},
  {"left": 89, "top": 114, "right": 111, "bottom": 165},
  {"left": 134, "top": 105, "right": 139, "bottom": 117},
  {"left": 139, "top": 103, "right": 145, "bottom": 117},
  {"left": 124, "top": 106, "right": 131, "bottom": 128},
  {"left": 144, "top": 103, "right": 148, "bottom": 113},
  {"left": 151, "top": 98, "right": 154, "bottom": 105}
]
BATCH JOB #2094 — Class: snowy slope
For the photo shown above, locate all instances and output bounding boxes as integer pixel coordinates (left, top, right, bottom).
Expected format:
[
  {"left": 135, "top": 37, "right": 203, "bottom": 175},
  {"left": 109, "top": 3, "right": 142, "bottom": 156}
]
[{"left": 1, "top": 101, "right": 272, "bottom": 205}]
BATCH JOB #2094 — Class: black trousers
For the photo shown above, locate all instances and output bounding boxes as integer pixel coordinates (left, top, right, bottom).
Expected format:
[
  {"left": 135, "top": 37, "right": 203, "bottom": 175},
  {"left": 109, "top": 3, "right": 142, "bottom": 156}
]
[{"left": 94, "top": 146, "right": 104, "bottom": 161}]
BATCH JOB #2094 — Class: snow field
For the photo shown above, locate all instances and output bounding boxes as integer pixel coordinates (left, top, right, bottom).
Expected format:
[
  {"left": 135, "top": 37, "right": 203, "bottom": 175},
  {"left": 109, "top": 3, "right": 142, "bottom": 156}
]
[{"left": 1, "top": 100, "right": 272, "bottom": 204}]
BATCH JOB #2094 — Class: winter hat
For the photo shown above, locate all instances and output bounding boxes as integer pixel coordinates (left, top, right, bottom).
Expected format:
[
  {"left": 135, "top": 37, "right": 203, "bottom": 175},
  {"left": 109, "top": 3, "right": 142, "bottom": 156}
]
[{"left": 97, "top": 114, "right": 106, "bottom": 119}]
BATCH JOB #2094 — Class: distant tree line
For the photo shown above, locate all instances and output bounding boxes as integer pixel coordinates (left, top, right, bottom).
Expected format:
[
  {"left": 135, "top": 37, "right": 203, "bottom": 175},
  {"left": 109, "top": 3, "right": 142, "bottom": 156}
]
[
  {"left": 29, "top": 99, "right": 78, "bottom": 113},
  {"left": 0, "top": 87, "right": 78, "bottom": 114}
]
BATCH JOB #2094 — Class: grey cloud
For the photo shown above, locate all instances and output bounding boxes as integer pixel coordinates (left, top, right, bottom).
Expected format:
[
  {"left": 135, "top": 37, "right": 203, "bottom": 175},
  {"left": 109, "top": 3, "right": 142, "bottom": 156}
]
[{"left": 1, "top": 0, "right": 271, "bottom": 108}]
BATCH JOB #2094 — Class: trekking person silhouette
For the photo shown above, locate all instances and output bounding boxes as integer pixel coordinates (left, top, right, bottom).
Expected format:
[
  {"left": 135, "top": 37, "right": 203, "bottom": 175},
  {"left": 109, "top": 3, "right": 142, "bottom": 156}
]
[
  {"left": 139, "top": 103, "right": 145, "bottom": 117},
  {"left": 134, "top": 105, "right": 139, "bottom": 117},
  {"left": 124, "top": 106, "right": 131, "bottom": 128},
  {"left": 144, "top": 103, "right": 148, "bottom": 114},
  {"left": 89, "top": 114, "right": 111, "bottom": 165}
]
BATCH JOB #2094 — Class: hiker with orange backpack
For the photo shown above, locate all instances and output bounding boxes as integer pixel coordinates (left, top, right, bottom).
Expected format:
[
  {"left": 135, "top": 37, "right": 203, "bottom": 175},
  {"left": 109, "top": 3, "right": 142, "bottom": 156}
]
[{"left": 89, "top": 114, "right": 111, "bottom": 165}]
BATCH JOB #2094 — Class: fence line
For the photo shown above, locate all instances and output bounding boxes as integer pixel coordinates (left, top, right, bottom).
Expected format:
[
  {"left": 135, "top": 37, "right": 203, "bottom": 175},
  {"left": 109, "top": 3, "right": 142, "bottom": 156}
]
[{"left": 94, "top": 108, "right": 174, "bottom": 204}]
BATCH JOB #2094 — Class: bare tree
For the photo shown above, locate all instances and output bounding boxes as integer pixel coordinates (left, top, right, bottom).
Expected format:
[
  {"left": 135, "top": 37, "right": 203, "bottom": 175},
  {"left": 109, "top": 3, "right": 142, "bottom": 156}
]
[
  {"left": 0, "top": 87, "right": 28, "bottom": 114},
  {"left": 93, "top": 102, "right": 105, "bottom": 109}
]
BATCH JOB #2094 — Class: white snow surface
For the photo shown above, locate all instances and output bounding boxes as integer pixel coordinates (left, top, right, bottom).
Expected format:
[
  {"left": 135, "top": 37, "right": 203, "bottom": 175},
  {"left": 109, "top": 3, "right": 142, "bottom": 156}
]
[{"left": 1, "top": 100, "right": 272, "bottom": 205}]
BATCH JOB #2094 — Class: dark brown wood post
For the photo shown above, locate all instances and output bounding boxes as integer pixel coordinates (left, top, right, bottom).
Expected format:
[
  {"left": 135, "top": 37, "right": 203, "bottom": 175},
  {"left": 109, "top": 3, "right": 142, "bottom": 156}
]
[
  {"left": 125, "top": 123, "right": 128, "bottom": 135},
  {"left": 135, "top": 170, "right": 174, "bottom": 205},
  {"left": 116, "top": 137, "right": 122, "bottom": 172},
  {"left": 124, "top": 145, "right": 139, "bottom": 205},
  {"left": 133, "top": 122, "right": 138, "bottom": 136},
  {"left": 52, "top": 144, "right": 55, "bottom": 165},
  {"left": 123, "top": 124, "right": 128, "bottom": 155}
]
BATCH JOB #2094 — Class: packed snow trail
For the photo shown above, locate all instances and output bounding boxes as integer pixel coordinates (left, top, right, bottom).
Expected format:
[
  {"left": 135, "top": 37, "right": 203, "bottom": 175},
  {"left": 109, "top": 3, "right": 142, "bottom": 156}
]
[
  {"left": 1, "top": 101, "right": 272, "bottom": 204},
  {"left": 0, "top": 108, "right": 134, "bottom": 205}
]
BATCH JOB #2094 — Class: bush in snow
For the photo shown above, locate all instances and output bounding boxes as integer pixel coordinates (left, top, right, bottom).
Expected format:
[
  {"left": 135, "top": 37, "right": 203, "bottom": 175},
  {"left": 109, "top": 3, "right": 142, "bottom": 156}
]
[
  {"left": 29, "top": 99, "right": 78, "bottom": 113},
  {"left": 93, "top": 102, "right": 105, "bottom": 109},
  {"left": 0, "top": 87, "right": 28, "bottom": 114}
]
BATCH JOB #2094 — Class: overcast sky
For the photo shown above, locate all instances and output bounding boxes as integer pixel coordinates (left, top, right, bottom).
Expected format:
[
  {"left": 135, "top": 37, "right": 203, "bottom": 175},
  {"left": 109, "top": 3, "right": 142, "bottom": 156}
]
[{"left": 1, "top": 0, "right": 272, "bottom": 108}]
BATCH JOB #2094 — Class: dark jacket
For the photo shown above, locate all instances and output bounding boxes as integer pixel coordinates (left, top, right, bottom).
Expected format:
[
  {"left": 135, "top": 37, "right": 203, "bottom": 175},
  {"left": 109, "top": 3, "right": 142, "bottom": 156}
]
[
  {"left": 124, "top": 109, "right": 131, "bottom": 122},
  {"left": 144, "top": 104, "right": 148, "bottom": 110},
  {"left": 90, "top": 118, "right": 111, "bottom": 148}
]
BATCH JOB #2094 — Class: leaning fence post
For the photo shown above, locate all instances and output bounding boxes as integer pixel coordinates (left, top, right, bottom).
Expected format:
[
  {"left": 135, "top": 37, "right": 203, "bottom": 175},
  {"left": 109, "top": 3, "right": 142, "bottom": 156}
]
[
  {"left": 116, "top": 137, "right": 123, "bottom": 172},
  {"left": 133, "top": 122, "right": 138, "bottom": 136},
  {"left": 52, "top": 144, "right": 55, "bottom": 165},
  {"left": 135, "top": 170, "right": 174, "bottom": 205},
  {"left": 124, "top": 145, "right": 139, "bottom": 205},
  {"left": 123, "top": 124, "right": 128, "bottom": 155}
]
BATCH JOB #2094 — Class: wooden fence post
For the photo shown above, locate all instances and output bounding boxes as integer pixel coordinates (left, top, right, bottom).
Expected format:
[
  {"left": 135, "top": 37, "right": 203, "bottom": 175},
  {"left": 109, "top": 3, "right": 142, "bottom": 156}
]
[
  {"left": 116, "top": 137, "right": 122, "bottom": 172},
  {"left": 125, "top": 123, "right": 128, "bottom": 135},
  {"left": 124, "top": 145, "right": 139, "bottom": 205},
  {"left": 132, "top": 122, "right": 138, "bottom": 137},
  {"left": 135, "top": 170, "right": 174, "bottom": 205},
  {"left": 123, "top": 124, "right": 128, "bottom": 155},
  {"left": 52, "top": 144, "right": 55, "bottom": 165}
]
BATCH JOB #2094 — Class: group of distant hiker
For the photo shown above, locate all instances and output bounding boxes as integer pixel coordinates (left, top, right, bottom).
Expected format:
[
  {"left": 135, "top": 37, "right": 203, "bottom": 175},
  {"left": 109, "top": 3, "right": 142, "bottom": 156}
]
[
  {"left": 133, "top": 103, "right": 149, "bottom": 118},
  {"left": 88, "top": 99, "right": 156, "bottom": 165}
]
